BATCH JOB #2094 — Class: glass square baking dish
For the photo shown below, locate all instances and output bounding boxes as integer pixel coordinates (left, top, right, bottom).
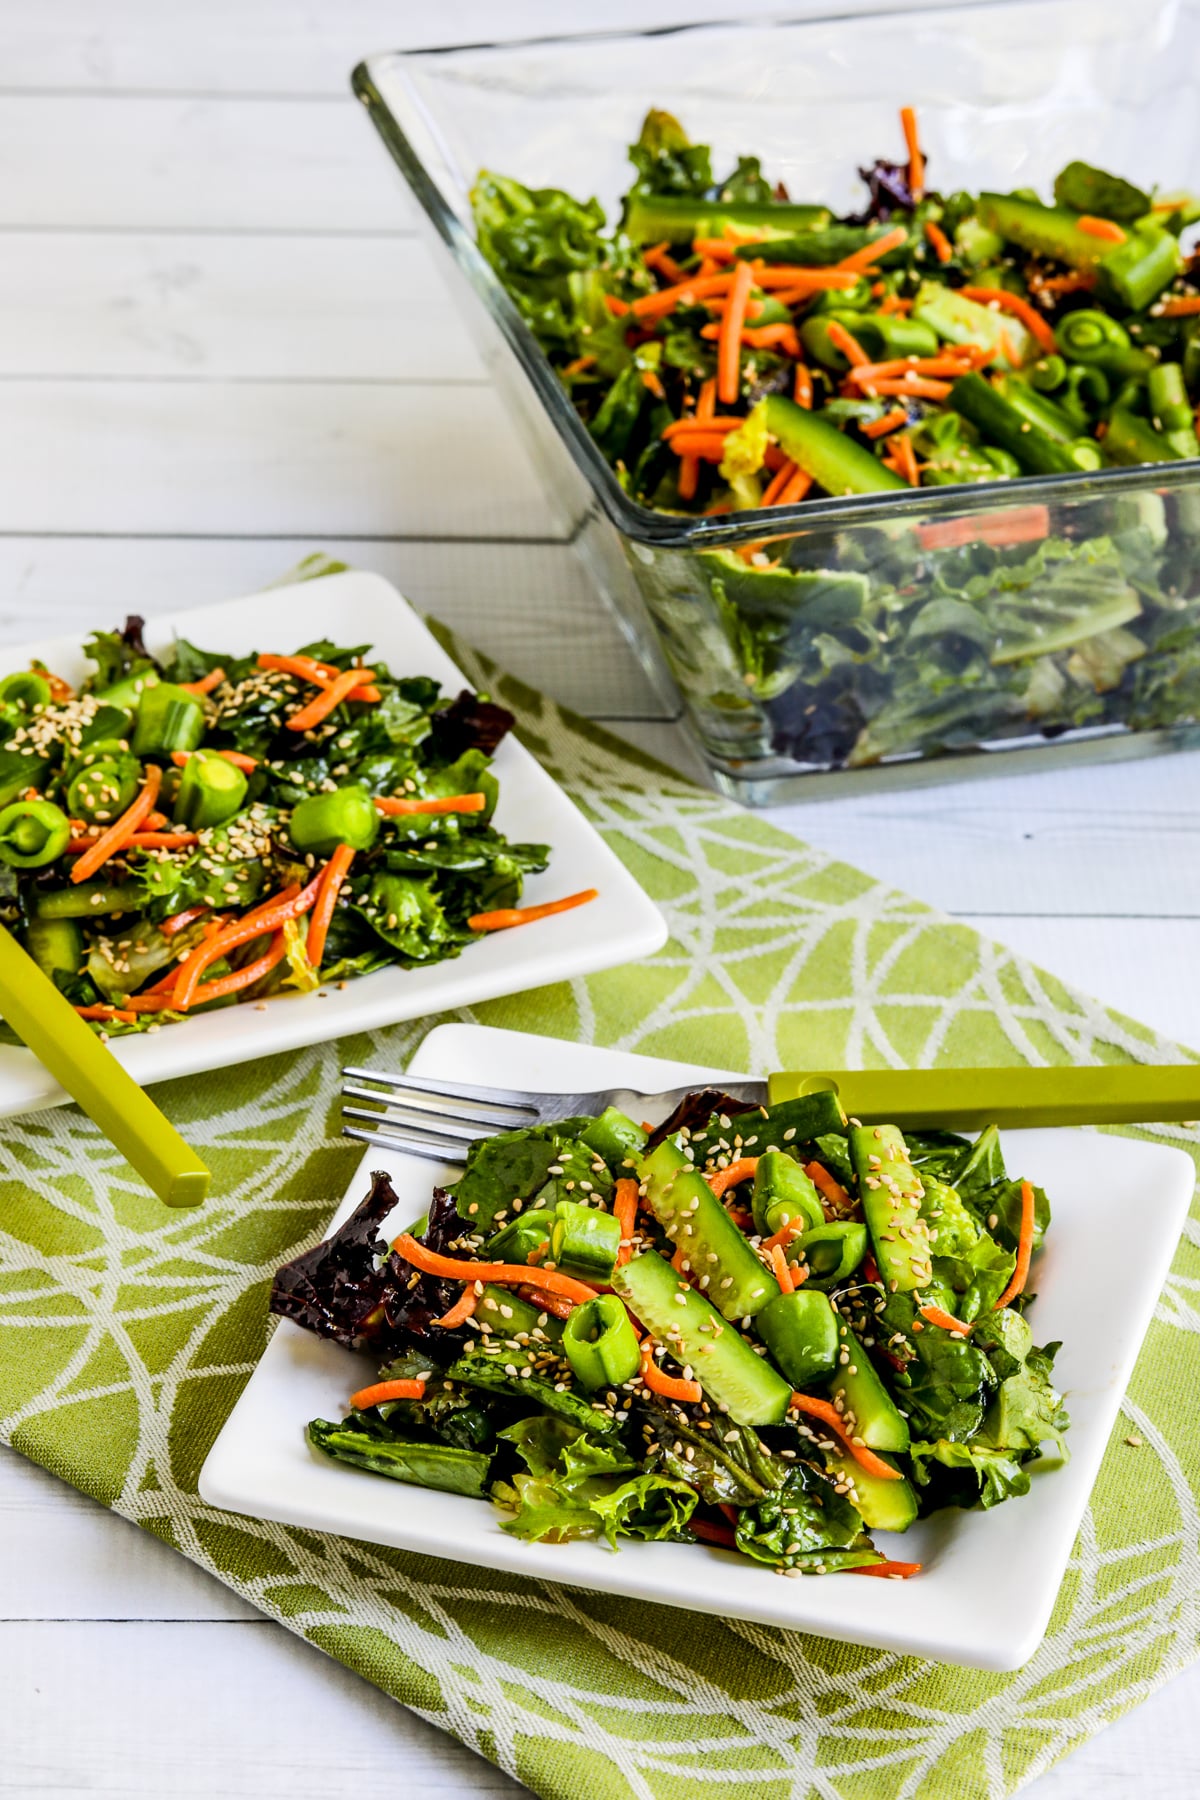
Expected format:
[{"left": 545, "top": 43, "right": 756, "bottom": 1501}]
[{"left": 353, "top": 0, "right": 1200, "bottom": 803}]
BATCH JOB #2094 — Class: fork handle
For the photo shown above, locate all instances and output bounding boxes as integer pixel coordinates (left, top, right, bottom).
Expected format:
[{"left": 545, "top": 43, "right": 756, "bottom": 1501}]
[{"left": 769, "top": 1065, "right": 1200, "bottom": 1130}]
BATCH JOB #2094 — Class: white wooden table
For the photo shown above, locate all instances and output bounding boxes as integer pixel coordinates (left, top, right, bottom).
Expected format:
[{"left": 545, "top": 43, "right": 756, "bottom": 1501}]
[{"left": 3, "top": 5, "right": 1200, "bottom": 1795}]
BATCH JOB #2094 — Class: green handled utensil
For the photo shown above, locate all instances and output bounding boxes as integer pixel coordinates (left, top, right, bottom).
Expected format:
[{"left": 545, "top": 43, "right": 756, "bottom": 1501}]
[
  {"left": 0, "top": 922, "right": 210, "bottom": 1206},
  {"left": 769, "top": 1065, "right": 1200, "bottom": 1129}
]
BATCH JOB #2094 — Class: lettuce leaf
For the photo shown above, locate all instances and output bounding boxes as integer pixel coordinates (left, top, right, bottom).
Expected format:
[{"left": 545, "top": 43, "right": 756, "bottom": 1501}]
[
  {"left": 495, "top": 1412, "right": 696, "bottom": 1547},
  {"left": 733, "top": 1459, "right": 865, "bottom": 1568}
]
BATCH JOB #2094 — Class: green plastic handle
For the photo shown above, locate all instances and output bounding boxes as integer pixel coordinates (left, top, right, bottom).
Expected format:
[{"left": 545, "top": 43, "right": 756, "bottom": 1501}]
[
  {"left": 0, "top": 922, "right": 210, "bottom": 1206},
  {"left": 767, "top": 1065, "right": 1200, "bottom": 1130}
]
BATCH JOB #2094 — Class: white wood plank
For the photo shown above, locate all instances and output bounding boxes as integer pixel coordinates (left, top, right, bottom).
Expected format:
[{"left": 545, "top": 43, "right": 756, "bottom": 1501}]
[
  {"left": 0, "top": 95, "right": 412, "bottom": 232},
  {"left": 0, "top": 233, "right": 483, "bottom": 381},
  {"left": 0, "top": 381, "right": 561, "bottom": 539},
  {"left": 0, "top": 1450, "right": 255, "bottom": 1622},
  {"left": 0, "top": 0, "right": 968, "bottom": 94},
  {"left": 0, "top": 1619, "right": 526, "bottom": 1797},
  {"left": 0, "top": 536, "right": 669, "bottom": 721}
]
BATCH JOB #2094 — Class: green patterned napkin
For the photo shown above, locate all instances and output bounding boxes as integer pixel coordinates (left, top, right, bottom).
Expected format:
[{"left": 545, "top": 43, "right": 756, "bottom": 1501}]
[{"left": 2, "top": 614, "right": 1198, "bottom": 1800}]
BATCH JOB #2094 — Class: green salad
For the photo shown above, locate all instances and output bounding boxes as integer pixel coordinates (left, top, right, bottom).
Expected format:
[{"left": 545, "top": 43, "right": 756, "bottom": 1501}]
[
  {"left": 472, "top": 107, "right": 1200, "bottom": 773},
  {"left": 0, "top": 617, "right": 591, "bottom": 1035},
  {"left": 274, "top": 1086, "right": 1067, "bottom": 1577}
]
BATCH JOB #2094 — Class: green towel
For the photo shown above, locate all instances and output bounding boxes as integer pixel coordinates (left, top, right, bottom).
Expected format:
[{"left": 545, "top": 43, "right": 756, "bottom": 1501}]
[{"left": 1, "top": 609, "right": 1198, "bottom": 1800}]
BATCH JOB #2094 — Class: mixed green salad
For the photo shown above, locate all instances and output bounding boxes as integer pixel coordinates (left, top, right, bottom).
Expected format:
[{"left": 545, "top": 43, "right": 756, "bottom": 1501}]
[
  {"left": 274, "top": 1086, "right": 1067, "bottom": 1576},
  {"left": 0, "top": 618, "right": 591, "bottom": 1035},
  {"left": 473, "top": 108, "right": 1200, "bottom": 772}
]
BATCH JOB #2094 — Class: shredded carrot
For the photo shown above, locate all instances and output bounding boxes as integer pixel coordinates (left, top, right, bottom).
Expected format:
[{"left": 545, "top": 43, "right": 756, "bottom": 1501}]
[
  {"left": 306, "top": 843, "right": 354, "bottom": 970},
  {"left": 917, "top": 503, "right": 1050, "bottom": 551},
  {"left": 919, "top": 1303, "right": 973, "bottom": 1335},
  {"left": 691, "top": 1517, "right": 738, "bottom": 1548},
  {"left": 562, "top": 354, "right": 596, "bottom": 376},
  {"left": 517, "top": 1284, "right": 576, "bottom": 1320},
  {"left": 924, "top": 219, "right": 953, "bottom": 263},
  {"left": 179, "top": 666, "right": 226, "bottom": 696},
  {"left": 959, "top": 285, "right": 1058, "bottom": 355},
  {"left": 699, "top": 321, "right": 802, "bottom": 355},
  {"left": 762, "top": 1217, "right": 808, "bottom": 1254},
  {"left": 1077, "top": 214, "right": 1127, "bottom": 244},
  {"left": 1158, "top": 294, "right": 1200, "bottom": 317},
  {"left": 392, "top": 1232, "right": 598, "bottom": 1306},
  {"left": 862, "top": 407, "right": 910, "bottom": 439},
  {"left": 705, "top": 1157, "right": 759, "bottom": 1198},
  {"left": 73, "top": 1004, "right": 136, "bottom": 1025},
  {"left": 257, "top": 654, "right": 380, "bottom": 703},
  {"left": 631, "top": 271, "right": 733, "bottom": 320},
  {"left": 127, "top": 930, "right": 289, "bottom": 1012},
  {"left": 770, "top": 1244, "right": 795, "bottom": 1294},
  {"left": 640, "top": 1337, "right": 703, "bottom": 1405},
  {"left": 900, "top": 106, "right": 924, "bottom": 203},
  {"left": 751, "top": 266, "right": 860, "bottom": 291},
  {"left": 1036, "top": 270, "right": 1096, "bottom": 296},
  {"left": 805, "top": 1162, "right": 851, "bottom": 1209},
  {"left": 677, "top": 376, "right": 716, "bottom": 501},
  {"left": 350, "top": 1378, "right": 426, "bottom": 1409},
  {"left": 662, "top": 415, "right": 743, "bottom": 440},
  {"left": 877, "top": 293, "right": 914, "bottom": 314},
  {"left": 778, "top": 466, "right": 814, "bottom": 505},
  {"left": 468, "top": 888, "right": 598, "bottom": 932},
  {"left": 826, "top": 319, "right": 872, "bottom": 368},
  {"left": 835, "top": 225, "right": 909, "bottom": 274},
  {"left": 65, "top": 829, "right": 199, "bottom": 854},
  {"left": 760, "top": 459, "right": 798, "bottom": 506},
  {"left": 848, "top": 351, "right": 986, "bottom": 384},
  {"left": 604, "top": 294, "right": 630, "bottom": 317},
  {"left": 894, "top": 432, "right": 922, "bottom": 487},
  {"left": 671, "top": 1243, "right": 689, "bottom": 1276},
  {"left": 170, "top": 748, "right": 258, "bottom": 773},
  {"left": 859, "top": 375, "right": 955, "bottom": 401},
  {"left": 666, "top": 433, "right": 739, "bottom": 463},
  {"left": 789, "top": 1394, "right": 903, "bottom": 1480},
  {"left": 641, "top": 368, "right": 667, "bottom": 401},
  {"left": 374, "top": 792, "right": 487, "bottom": 817},
  {"left": 613, "top": 1177, "right": 640, "bottom": 1267},
  {"left": 161, "top": 904, "right": 209, "bottom": 937},
  {"left": 286, "top": 666, "right": 376, "bottom": 733},
  {"left": 70, "top": 763, "right": 163, "bottom": 884},
  {"left": 39, "top": 668, "right": 74, "bottom": 701},
  {"left": 643, "top": 241, "right": 687, "bottom": 284},
  {"left": 433, "top": 1286, "right": 479, "bottom": 1330},
  {"left": 170, "top": 875, "right": 320, "bottom": 1010},
  {"left": 994, "top": 1180, "right": 1035, "bottom": 1311},
  {"left": 852, "top": 1560, "right": 923, "bottom": 1579},
  {"left": 717, "top": 259, "right": 755, "bottom": 405},
  {"left": 793, "top": 363, "right": 813, "bottom": 408}
]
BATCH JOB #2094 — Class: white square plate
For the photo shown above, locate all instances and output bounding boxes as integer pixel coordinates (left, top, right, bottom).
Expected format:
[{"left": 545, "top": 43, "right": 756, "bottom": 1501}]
[
  {"left": 0, "top": 574, "right": 666, "bottom": 1116},
  {"left": 200, "top": 1023, "right": 1194, "bottom": 1670}
]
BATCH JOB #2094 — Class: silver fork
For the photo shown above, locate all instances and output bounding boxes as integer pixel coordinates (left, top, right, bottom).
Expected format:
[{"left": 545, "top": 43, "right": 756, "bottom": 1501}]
[{"left": 341, "top": 1065, "right": 767, "bottom": 1164}]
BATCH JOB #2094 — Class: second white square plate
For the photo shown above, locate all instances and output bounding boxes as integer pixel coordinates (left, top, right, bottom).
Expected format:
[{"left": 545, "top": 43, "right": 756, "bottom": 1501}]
[
  {"left": 200, "top": 1023, "right": 1194, "bottom": 1670},
  {"left": 0, "top": 573, "right": 666, "bottom": 1116}
]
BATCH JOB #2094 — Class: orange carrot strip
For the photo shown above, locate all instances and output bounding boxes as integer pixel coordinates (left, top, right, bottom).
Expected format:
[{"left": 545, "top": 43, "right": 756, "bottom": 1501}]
[
  {"left": 170, "top": 748, "right": 258, "bottom": 773},
  {"left": 306, "top": 843, "right": 355, "bottom": 970},
  {"left": 705, "top": 1157, "right": 759, "bottom": 1198},
  {"left": 613, "top": 1177, "right": 640, "bottom": 1267},
  {"left": 171, "top": 876, "right": 320, "bottom": 1010},
  {"left": 604, "top": 294, "right": 630, "bottom": 317},
  {"left": 826, "top": 319, "right": 872, "bottom": 368},
  {"left": 789, "top": 1394, "right": 903, "bottom": 1480},
  {"left": 641, "top": 368, "right": 667, "bottom": 401},
  {"left": 924, "top": 219, "right": 953, "bottom": 263},
  {"left": 127, "top": 931, "right": 289, "bottom": 1012},
  {"left": 762, "top": 1217, "right": 808, "bottom": 1254},
  {"left": 900, "top": 106, "right": 924, "bottom": 203},
  {"left": 677, "top": 376, "right": 716, "bottom": 502},
  {"left": 1037, "top": 271, "right": 1096, "bottom": 296},
  {"left": 562, "top": 354, "right": 596, "bottom": 376},
  {"left": 852, "top": 1559, "right": 923, "bottom": 1579},
  {"left": 959, "top": 286, "right": 1058, "bottom": 355},
  {"left": 643, "top": 241, "right": 687, "bottom": 284},
  {"left": 468, "top": 889, "right": 598, "bottom": 932},
  {"left": 640, "top": 1337, "right": 703, "bottom": 1405},
  {"left": 433, "top": 1286, "right": 479, "bottom": 1330},
  {"left": 286, "top": 666, "right": 376, "bottom": 732},
  {"left": 862, "top": 407, "right": 910, "bottom": 439},
  {"left": 860, "top": 376, "right": 954, "bottom": 401},
  {"left": 835, "top": 225, "right": 909, "bottom": 274},
  {"left": 662, "top": 415, "right": 744, "bottom": 440},
  {"left": 1077, "top": 214, "right": 1127, "bottom": 244},
  {"left": 73, "top": 1004, "right": 137, "bottom": 1025},
  {"left": 848, "top": 351, "right": 985, "bottom": 383},
  {"left": 770, "top": 1244, "right": 795, "bottom": 1294},
  {"left": 631, "top": 272, "right": 733, "bottom": 319},
  {"left": 161, "top": 904, "right": 210, "bottom": 937},
  {"left": 804, "top": 1162, "right": 852, "bottom": 1209},
  {"left": 699, "top": 322, "right": 802, "bottom": 354},
  {"left": 70, "top": 763, "right": 163, "bottom": 884},
  {"left": 777, "top": 466, "right": 814, "bottom": 505},
  {"left": 179, "top": 666, "right": 226, "bottom": 696},
  {"left": 918, "top": 1303, "right": 974, "bottom": 1335},
  {"left": 64, "top": 831, "right": 198, "bottom": 854},
  {"left": 894, "top": 433, "right": 921, "bottom": 487},
  {"left": 257, "top": 654, "right": 381, "bottom": 703},
  {"left": 717, "top": 258, "right": 755, "bottom": 404},
  {"left": 1158, "top": 294, "right": 1200, "bottom": 317},
  {"left": 917, "top": 503, "right": 1050, "bottom": 551},
  {"left": 374, "top": 792, "right": 487, "bottom": 817},
  {"left": 788, "top": 362, "right": 811, "bottom": 409},
  {"left": 760, "top": 458, "right": 798, "bottom": 506},
  {"left": 753, "top": 266, "right": 859, "bottom": 290},
  {"left": 350, "top": 1378, "right": 426, "bottom": 1409},
  {"left": 517, "top": 1285, "right": 576, "bottom": 1320},
  {"left": 392, "top": 1233, "right": 598, "bottom": 1307},
  {"left": 994, "top": 1180, "right": 1036, "bottom": 1310},
  {"left": 666, "top": 435, "right": 738, "bottom": 463}
]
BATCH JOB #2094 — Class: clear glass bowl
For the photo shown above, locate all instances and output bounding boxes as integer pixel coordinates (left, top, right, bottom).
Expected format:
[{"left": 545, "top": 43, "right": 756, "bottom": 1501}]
[{"left": 354, "top": 0, "right": 1200, "bottom": 802}]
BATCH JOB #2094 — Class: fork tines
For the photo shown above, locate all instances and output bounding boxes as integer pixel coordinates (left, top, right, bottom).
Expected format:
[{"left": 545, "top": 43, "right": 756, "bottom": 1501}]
[{"left": 340, "top": 1065, "right": 536, "bottom": 1164}]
